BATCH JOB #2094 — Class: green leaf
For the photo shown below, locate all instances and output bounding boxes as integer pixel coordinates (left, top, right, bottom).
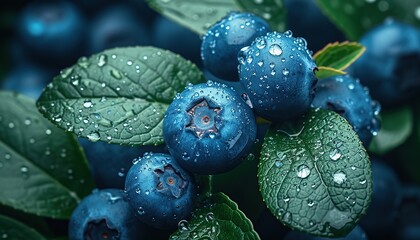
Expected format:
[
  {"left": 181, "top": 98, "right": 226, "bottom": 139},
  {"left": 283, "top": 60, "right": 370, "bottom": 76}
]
[
  {"left": 147, "top": 0, "right": 240, "bottom": 35},
  {"left": 369, "top": 106, "right": 413, "bottom": 155},
  {"left": 235, "top": 0, "right": 286, "bottom": 32},
  {"left": 0, "top": 215, "right": 47, "bottom": 240},
  {"left": 313, "top": 42, "right": 365, "bottom": 70},
  {"left": 316, "top": 0, "right": 420, "bottom": 40},
  {"left": 315, "top": 66, "right": 345, "bottom": 80},
  {"left": 258, "top": 109, "right": 372, "bottom": 238},
  {"left": 37, "top": 47, "right": 205, "bottom": 146},
  {"left": 170, "top": 193, "right": 260, "bottom": 239},
  {"left": 0, "top": 91, "right": 93, "bottom": 219}
]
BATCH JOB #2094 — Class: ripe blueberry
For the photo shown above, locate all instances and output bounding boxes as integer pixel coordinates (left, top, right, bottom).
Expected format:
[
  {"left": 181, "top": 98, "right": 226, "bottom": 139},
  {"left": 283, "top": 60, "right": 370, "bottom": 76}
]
[
  {"left": 311, "top": 75, "right": 381, "bottom": 146},
  {"left": 79, "top": 138, "right": 166, "bottom": 189},
  {"left": 16, "top": 0, "right": 86, "bottom": 66},
  {"left": 239, "top": 31, "right": 318, "bottom": 122},
  {"left": 1, "top": 63, "right": 55, "bottom": 100},
  {"left": 68, "top": 189, "right": 146, "bottom": 240},
  {"left": 153, "top": 16, "right": 202, "bottom": 66},
  {"left": 359, "top": 159, "right": 401, "bottom": 239},
  {"left": 163, "top": 81, "right": 257, "bottom": 174},
  {"left": 125, "top": 153, "right": 196, "bottom": 229},
  {"left": 347, "top": 19, "right": 420, "bottom": 107},
  {"left": 87, "top": 4, "right": 151, "bottom": 54},
  {"left": 201, "top": 12, "right": 271, "bottom": 80}
]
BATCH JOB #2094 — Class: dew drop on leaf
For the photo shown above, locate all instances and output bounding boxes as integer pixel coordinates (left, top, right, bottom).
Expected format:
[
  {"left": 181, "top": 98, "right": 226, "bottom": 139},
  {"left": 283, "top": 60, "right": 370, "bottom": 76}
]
[{"left": 296, "top": 164, "right": 311, "bottom": 179}]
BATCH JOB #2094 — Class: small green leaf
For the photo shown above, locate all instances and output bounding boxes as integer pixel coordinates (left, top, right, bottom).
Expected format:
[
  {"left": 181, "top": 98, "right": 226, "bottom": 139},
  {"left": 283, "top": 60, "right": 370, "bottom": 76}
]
[
  {"left": 170, "top": 193, "right": 260, "bottom": 240},
  {"left": 313, "top": 42, "right": 365, "bottom": 70},
  {"left": 37, "top": 47, "right": 205, "bottom": 146},
  {"left": 147, "top": 0, "right": 240, "bottom": 35},
  {"left": 316, "top": 0, "right": 420, "bottom": 40},
  {"left": 315, "top": 66, "right": 345, "bottom": 80},
  {"left": 0, "top": 215, "right": 47, "bottom": 240},
  {"left": 0, "top": 91, "right": 93, "bottom": 219},
  {"left": 235, "top": 0, "right": 286, "bottom": 32},
  {"left": 369, "top": 106, "right": 413, "bottom": 155},
  {"left": 258, "top": 109, "right": 372, "bottom": 237}
]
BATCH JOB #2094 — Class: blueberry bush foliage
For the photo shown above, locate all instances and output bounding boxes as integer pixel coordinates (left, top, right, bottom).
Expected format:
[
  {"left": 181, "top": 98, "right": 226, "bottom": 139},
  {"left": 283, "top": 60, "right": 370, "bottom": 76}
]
[{"left": 1, "top": 0, "right": 420, "bottom": 239}]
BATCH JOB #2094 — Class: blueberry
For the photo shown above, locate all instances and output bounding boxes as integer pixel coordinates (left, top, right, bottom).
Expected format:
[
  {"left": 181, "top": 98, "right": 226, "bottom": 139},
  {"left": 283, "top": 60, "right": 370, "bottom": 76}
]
[
  {"left": 347, "top": 19, "right": 420, "bottom": 107},
  {"left": 238, "top": 31, "right": 318, "bottom": 122},
  {"left": 87, "top": 4, "right": 152, "bottom": 54},
  {"left": 163, "top": 81, "right": 257, "bottom": 174},
  {"left": 284, "top": 0, "right": 346, "bottom": 51},
  {"left": 79, "top": 138, "right": 167, "bottom": 189},
  {"left": 125, "top": 153, "right": 197, "bottom": 229},
  {"left": 68, "top": 189, "right": 146, "bottom": 240},
  {"left": 201, "top": 12, "right": 271, "bottom": 81},
  {"left": 16, "top": 0, "right": 86, "bottom": 67},
  {"left": 1, "top": 63, "right": 55, "bottom": 100},
  {"left": 283, "top": 225, "right": 368, "bottom": 240},
  {"left": 360, "top": 160, "right": 401, "bottom": 239},
  {"left": 311, "top": 75, "right": 381, "bottom": 146},
  {"left": 153, "top": 16, "right": 202, "bottom": 66}
]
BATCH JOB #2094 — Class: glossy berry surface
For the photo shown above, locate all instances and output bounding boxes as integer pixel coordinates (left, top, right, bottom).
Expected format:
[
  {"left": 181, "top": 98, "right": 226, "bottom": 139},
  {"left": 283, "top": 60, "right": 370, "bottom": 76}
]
[
  {"left": 201, "top": 12, "right": 270, "bottom": 80},
  {"left": 239, "top": 31, "right": 318, "bottom": 122},
  {"left": 163, "top": 81, "right": 257, "bottom": 174},
  {"left": 347, "top": 19, "right": 420, "bottom": 107},
  {"left": 16, "top": 0, "right": 85, "bottom": 66},
  {"left": 311, "top": 75, "right": 381, "bottom": 146},
  {"left": 68, "top": 189, "right": 146, "bottom": 240},
  {"left": 125, "top": 153, "right": 196, "bottom": 229},
  {"left": 87, "top": 4, "right": 151, "bottom": 54}
]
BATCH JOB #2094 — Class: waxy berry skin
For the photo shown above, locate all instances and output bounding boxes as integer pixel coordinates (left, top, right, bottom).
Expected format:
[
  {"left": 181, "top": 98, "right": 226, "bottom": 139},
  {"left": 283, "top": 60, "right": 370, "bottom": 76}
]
[
  {"left": 163, "top": 81, "right": 257, "bottom": 175},
  {"left": 125, "top": 153, "right": 197, "bottom": 229},
  {"left": 239, "top": 31, "right": 318, "bottom": 122},
  {"left": 201, "top": 12, "right": 271, "bottom": 81},
  {"left": 68, "top": 189, "right": 146, "bottom": 240}
]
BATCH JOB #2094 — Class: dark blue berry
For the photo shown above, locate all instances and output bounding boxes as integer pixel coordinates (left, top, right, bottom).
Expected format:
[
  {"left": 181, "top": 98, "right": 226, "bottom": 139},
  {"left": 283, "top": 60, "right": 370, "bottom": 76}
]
[
  {"left": 163, "top": 81, "right": 257, "bottom": 174},
  {"left": 239, "top": 31, "right": 318, "bottom": 122},
  {"left": 1, "top": 63, "right": 55, "bottom": 100},
  {"left": 68, "top": 189, "right": 146, "bottom": 240},
  {"left": 79, "top": 138, "right": 167, "bottom": 189},
  {"left": 16, "top": 0, "right": 86, "bottom": 66},
  {"left": 87, "top": 4, "right": 151, "bottom": 54},
  {"left": 311, "top": 75, "right": 381, "bottom": 146},
  {"left": 201, "top": 12, "right": 271, "bottom": 81},
  {"left": 347, "top": 19, "right": 420, "bottom": 107},
  {"left": 360, "top": 160, "right": 401, "bottom": 239},
  {"left": 153, "top": 16, "right": 202, "bottom": 66},
  {"left": 125, "top": 153, "right": 196, "bottom": 229},
  {"left": 284, "top": 0, "right": 346, "bottom": 51}
]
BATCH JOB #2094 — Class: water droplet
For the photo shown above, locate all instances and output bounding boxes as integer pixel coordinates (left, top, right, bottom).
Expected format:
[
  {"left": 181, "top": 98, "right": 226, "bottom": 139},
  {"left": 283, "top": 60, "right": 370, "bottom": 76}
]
[
  {"left": 87, "top": 132, "right": 100, "bottom": 142},
  {"left": 296, "top": 164, "right": 311, "bottom": 179},
  {"left": 145, "top": 190, "right": 150, "bottom": 195},
  {"left": 110, "top": 69, "right": 122, "bottom": 79},
  {"left": 359, "top": 178, "right": 367, "bottom": 185},
  {"left": 83, "top": 100, "right": 93, "bottom": 108},
  {"left": 8, "top": 122, "right": 15, "bottom": 128},
  {"left": 205, "top": 212, "right": 215, "bottom": 222},
  {"left": 333, "top": 171, "right": 347, "bottom": 184},
  {"left": 178, "top": 220, "right": 190, "bottom": 232},
  {"left": 284, "top": 30, "right": 293, "bottom": 37},
  {"left": 77, "top": 56, "right": 90, "bottom": 68},
  {"left": 127, "top": 60, "right": 133, "bottom": 66},
  {"left": 4, "top": 154, "right": 11, "bottom": 160},
  {"left": 282, "top": 68, "right": 289, "bottom": 76},
  {"left": 45, "top": 129, "right": 52, "bottom": 135},
  {"left": 256, "top": 38, "right": 267, "bottom": 49},
  {"left": 137, "top": 207, "right": 145, "bottom": 215},
  {"left": 20, "top": 166, "right": 29, "bottom": 173},
  {"left": 275, "top": 160, "right": 283, "bottom": 168},
  {"left": 257, "top": 60, "right": 264, "bottom": 67},
  {"left": 307, "top": 199, "right": 315, "bottom": 207},
  {"left": 329, "top": 149, "right": 342, "bottom": 161},
  {"left": 24, "top": 119, "right": 31, "bottom": 125},
  {"left": 97, "top": 54, "right": 107, "bottom": 67},
  {"left": 269, "top": 44, "right": 283, "bottom": 56}
]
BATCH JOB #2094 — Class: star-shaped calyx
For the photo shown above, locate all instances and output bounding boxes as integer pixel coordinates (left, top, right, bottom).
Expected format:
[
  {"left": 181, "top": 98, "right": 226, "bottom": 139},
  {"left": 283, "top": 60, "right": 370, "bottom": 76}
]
[
  {"left": 185, "top": 98, "right": 221, "bottom": 139},
  {"left": 154, "top": 165, "right": 187, "bottom": 198}
]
